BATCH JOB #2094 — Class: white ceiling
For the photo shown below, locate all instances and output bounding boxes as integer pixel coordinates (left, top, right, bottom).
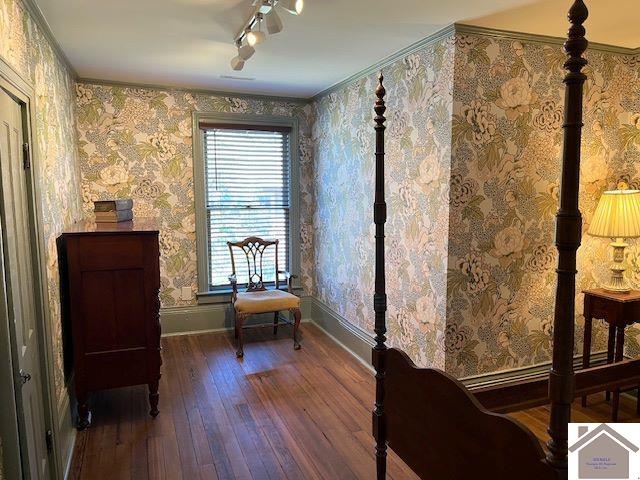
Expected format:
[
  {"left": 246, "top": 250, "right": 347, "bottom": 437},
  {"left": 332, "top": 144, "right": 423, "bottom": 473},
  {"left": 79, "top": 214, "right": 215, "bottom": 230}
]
[{"left": 34, "top": 0, "right": 640, "bottom": 98}]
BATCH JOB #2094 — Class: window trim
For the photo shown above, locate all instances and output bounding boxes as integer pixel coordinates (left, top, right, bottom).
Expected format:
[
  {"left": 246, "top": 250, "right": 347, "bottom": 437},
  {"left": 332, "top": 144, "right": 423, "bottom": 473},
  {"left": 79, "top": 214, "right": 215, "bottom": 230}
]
[{"left": 192, "top": 112, "right": 301, "bottom": 303}]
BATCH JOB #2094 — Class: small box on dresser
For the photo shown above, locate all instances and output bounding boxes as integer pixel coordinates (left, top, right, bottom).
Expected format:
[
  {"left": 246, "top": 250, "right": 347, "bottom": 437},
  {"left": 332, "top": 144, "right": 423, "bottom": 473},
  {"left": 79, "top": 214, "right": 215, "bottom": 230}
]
[{"left": 58, "top": 219, "right": 162, "bottom": 429}]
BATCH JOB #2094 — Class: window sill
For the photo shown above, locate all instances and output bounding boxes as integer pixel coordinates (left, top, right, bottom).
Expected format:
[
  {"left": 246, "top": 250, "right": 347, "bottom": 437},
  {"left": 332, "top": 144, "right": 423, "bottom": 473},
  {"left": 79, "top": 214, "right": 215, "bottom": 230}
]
[
  {"left": 196, "top": 289, "right": 234, "bottom": 305},
  {"left": 196, "top": 285, "right": 304, "bottom": 305}
]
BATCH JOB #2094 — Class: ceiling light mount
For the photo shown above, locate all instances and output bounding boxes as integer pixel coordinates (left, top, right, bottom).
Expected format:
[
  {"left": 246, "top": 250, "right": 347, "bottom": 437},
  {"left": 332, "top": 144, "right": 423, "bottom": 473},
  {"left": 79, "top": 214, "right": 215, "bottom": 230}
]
[{"left": 229, "top": 0, "right": 304, "bottom": 70}]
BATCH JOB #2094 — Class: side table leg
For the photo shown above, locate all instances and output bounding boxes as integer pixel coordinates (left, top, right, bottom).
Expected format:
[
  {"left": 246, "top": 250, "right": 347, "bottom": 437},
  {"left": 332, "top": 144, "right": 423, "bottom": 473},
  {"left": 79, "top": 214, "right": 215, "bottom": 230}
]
[
  {"left": 606, "top": 324, "right": 616, "bottom": 402},
  {"left": 581, "top": 315, "right": 592, "bottom": 407},
  {"left": 611, "top": 325, "right": 625, "bottom": 422}
]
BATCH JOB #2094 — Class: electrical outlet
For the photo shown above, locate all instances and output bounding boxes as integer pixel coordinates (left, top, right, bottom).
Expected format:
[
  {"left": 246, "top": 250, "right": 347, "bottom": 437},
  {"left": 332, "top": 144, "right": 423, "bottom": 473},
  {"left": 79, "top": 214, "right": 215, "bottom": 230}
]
[{"left": 181, "top": 287, "right": 192, "bottom": 301}]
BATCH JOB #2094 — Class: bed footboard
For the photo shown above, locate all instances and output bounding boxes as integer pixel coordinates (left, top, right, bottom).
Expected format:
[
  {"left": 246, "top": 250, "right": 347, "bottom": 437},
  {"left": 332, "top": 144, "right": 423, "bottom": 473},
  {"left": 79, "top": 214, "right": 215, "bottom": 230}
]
[{"left": 382, "top": 348, "right": 558, "bottom": 480}]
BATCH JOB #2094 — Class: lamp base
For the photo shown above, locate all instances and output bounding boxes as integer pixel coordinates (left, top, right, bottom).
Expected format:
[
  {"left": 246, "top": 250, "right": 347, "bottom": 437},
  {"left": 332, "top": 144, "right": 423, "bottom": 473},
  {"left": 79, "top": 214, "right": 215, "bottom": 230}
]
[
  {"left": 602, "top": 282, "right": 631, "bottom": 294},
  {"left": 602, "top": 239, "right": 631, "bottom": 293}
]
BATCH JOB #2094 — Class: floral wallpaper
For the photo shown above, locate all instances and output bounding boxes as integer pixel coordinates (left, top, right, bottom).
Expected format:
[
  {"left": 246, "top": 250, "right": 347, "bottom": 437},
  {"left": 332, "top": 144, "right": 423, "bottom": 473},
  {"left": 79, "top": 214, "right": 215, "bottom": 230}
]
[
  {"left": 312, "top": 31, "right": 640, "bottom": 378},
  {"left": 447, "top": 34, "right": 640, "bottom": 377},
  {"left": 313, "top": 36, "right": 455, "bottom": 368},
  {"left": 4, "top": 5, "right": 639, "bottom": 456},
  {"left": 0, "top": 0, "right": 82, "bottom": 414},
  {"left": 75, "top": 83, "right": 315, "bottom": 306}
]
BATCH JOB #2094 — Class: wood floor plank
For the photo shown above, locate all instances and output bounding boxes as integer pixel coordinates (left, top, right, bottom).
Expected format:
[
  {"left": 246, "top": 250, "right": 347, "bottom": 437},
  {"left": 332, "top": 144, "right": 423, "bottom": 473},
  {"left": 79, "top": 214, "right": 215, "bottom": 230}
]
[
  {"left": 205, "top": 333, "right": 287, "bottom": 480},
  {"left": 70, "top": 323, "right": 640, "bottom": 479}
]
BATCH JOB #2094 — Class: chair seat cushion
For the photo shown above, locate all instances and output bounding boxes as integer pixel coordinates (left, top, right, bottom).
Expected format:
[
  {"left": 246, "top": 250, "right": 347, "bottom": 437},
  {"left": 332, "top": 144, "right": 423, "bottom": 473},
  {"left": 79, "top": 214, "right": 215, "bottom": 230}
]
[{"left": 235, "top": 289, "right": 300, "bottom": 314}]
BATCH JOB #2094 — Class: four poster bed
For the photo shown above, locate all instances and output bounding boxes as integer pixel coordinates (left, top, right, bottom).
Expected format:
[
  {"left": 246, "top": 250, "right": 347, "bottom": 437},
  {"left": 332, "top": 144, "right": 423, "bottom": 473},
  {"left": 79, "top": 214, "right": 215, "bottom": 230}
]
[{"left": 371, "top": 1, "right": 640, "bottom": 479}]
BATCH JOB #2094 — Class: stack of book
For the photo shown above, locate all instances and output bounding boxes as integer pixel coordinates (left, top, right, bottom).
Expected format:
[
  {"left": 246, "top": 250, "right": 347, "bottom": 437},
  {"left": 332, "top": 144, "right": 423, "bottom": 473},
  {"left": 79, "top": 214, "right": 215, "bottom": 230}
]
[{"left": 94, "top": 199, "right": 134, "bottom": 223}]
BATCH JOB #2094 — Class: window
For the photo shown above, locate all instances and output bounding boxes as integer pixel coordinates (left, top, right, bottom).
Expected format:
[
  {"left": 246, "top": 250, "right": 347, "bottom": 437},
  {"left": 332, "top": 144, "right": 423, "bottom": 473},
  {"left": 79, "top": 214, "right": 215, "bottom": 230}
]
[{"left": 193, "top": 113, "right": 300, "bottom": 298}]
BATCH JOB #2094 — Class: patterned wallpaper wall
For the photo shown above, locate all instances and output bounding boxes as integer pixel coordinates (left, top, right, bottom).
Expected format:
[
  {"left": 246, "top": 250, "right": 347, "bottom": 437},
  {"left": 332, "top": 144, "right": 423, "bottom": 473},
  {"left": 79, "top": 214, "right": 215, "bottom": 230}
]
[
  {"left": 447, "top": 35, "right": 640, "bottom": 377},
  {"left": 312, "top": 32, "right": 640, "bottom": 377},
  {"left": 75, "top": 83, "right": 315, "bottom": 306},
  {"left": 0, "top": 0, "right": 82, "bottom": 416},
  {"left": 312, "top": 36, "right": 455, "bottom": 368}
]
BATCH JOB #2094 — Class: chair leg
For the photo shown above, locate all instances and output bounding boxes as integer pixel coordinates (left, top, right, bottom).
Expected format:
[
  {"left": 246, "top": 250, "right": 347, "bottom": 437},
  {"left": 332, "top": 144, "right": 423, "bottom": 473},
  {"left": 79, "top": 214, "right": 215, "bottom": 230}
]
[
  {"left": 236, "top": 313, "right": 247, "bottom": 357},
  {"left": 233, "top": 309, "right": 238, "bottom": 339},
  {"left": 273, "top": 311, "right": 279, "bottom": 335},
  {"left": 291, "top": 307, "right": 301, "bottom": 350}
]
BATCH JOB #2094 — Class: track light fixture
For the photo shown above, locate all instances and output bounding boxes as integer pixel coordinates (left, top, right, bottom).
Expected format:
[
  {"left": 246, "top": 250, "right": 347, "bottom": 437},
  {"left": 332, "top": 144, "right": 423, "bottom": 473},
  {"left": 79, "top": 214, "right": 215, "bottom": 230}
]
[
  {"left": 237, "top": 40, "right": 255, "bottom": 60},
  {"left": 247, "top": 15, "right": 266, "bottom": 46},
  {"left": 265, "top": 8, "right": 283, "bottom": 34},
  {"left": 230, "top": 55, "right": 245, "bottom": 71},
  {"left": 230, "top": 0, "right": 305, "bottom": 70},
  {"left": 279, "top": 0, "right": 303, "bottom": 15}
]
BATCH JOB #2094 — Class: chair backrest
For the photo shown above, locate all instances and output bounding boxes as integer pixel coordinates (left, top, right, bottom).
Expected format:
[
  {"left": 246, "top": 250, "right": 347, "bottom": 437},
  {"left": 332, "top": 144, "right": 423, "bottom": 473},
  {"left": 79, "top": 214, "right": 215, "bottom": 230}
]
[{"left": 227, "top": 236, "right": 279, "bottom": 292}]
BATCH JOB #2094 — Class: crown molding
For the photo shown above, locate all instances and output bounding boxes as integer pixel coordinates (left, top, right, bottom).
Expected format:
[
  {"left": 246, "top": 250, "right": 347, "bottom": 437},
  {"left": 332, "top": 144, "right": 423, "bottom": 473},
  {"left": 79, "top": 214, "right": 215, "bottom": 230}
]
[
  {"left": 21, "top": 0, "right": 78, "bottom": 78},
  {"left": 455, "top": 23, "right": 640, "bottom": 56},
  {"left": 76, "top": 77, "right": 310, "bottom": 104},
  {"left": 310, "top": 23, "right": 456, "bottom": 102},
  {"left": 310, "top": 23, "right": 640, "bottom": 103}
]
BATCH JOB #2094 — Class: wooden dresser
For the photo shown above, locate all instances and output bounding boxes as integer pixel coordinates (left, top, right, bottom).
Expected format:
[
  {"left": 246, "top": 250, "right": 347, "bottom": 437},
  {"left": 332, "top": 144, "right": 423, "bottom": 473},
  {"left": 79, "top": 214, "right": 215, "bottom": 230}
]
[{"left": 58, "top": 219, "right": 161, "bottom": 429}]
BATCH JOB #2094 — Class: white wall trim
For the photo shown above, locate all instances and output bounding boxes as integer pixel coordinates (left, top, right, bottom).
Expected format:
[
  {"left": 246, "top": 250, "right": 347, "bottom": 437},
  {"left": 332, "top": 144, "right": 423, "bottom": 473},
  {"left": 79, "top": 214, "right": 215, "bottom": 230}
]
[{"left": 57, "top": 394, "right": 75, "bottom": 480}]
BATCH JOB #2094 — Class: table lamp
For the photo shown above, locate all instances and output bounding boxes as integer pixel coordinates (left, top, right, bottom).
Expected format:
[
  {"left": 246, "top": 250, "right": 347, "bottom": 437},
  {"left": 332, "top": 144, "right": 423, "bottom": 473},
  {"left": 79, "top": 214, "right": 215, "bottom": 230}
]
[{"left": 587, "top": 182, "right": 640, "bottom": 293}]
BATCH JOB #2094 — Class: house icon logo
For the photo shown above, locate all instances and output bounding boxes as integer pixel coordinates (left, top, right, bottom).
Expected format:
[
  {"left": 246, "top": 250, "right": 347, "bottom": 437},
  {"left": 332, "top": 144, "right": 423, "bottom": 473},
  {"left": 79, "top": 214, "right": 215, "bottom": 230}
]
[{"left": 569, "top": 424, "right": 639, "bottom": 479}]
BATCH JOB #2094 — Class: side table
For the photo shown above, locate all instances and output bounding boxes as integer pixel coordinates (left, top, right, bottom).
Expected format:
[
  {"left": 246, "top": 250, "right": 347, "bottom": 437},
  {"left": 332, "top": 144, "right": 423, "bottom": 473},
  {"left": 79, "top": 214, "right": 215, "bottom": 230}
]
[{"left": 582, "top": 288, "right": 640, "bottom": 421}]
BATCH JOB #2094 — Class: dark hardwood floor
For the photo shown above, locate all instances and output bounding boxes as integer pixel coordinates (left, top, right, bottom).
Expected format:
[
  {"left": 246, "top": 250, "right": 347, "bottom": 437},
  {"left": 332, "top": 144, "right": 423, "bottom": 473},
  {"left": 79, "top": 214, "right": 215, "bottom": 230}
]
[
  {"left": 510, "top": 391, "right": 640, "bottom": 445},
  {"left": 69, "top": 323, "right": 640, "bottom": 479}
]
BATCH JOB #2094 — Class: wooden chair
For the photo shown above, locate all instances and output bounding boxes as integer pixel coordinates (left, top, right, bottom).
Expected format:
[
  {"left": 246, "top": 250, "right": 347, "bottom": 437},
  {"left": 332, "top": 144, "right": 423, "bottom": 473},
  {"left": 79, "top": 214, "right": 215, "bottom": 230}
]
[{"left": 227, "top": 236, "right": 301, "bottom": 357}]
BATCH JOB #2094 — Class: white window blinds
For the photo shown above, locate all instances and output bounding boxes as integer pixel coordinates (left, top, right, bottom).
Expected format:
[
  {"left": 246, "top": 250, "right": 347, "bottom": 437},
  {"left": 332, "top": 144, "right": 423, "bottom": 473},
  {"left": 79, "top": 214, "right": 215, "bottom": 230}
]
[{"left": 202, "top": 125, "right": 291, "bottom": 288}]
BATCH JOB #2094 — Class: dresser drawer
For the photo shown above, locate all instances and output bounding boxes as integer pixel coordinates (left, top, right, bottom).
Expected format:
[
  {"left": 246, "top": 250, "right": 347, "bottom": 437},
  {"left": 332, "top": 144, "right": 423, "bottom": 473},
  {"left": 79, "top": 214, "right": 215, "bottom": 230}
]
[{"left": 77, "top": 234, "right": 145, "bottom": 270}]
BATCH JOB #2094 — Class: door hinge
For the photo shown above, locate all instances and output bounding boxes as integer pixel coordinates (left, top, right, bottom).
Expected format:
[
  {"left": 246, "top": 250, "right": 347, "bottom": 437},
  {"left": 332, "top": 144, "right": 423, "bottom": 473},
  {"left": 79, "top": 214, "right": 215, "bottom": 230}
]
[
  {"left": 45, "top": 429, "right": 53, "bottom": 454},
  {"left": 22, "top": 142, "right": 30, "bottom": 169}
]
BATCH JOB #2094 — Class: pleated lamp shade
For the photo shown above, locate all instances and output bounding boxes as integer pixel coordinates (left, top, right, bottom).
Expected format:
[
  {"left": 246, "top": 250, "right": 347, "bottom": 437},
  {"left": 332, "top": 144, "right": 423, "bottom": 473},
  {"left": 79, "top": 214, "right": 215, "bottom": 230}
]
[{"left": 588, "top": 185, "right": 640, "bottom": 239}]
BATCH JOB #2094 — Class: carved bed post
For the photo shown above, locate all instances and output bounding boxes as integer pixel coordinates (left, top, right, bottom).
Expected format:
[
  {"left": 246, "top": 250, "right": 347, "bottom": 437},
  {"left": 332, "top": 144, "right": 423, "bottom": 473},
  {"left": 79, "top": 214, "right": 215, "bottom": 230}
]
[
  {"left": 372, "top": 72, "right": 388, "bottom": 479},
  {"left": 547, "top": 0, "right": 588, "bottom": 475}
]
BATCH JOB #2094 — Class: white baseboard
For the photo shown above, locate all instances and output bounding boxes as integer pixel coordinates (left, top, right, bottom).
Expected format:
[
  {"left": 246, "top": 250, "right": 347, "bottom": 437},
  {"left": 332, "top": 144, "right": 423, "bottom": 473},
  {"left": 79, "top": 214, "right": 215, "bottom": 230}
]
[
  {"left": 56, "top": 392, "right": 76, "bottom": 480},
  {"left": 307, "top": 297, "right": 374, "bottom": 368}
]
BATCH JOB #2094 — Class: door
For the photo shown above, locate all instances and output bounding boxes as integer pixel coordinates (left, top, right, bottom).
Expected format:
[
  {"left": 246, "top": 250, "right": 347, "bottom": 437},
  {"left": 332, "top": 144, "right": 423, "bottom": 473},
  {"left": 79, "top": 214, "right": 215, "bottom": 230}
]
[{"left": 0, "top": 87, "right": 49, "bottom": 478}]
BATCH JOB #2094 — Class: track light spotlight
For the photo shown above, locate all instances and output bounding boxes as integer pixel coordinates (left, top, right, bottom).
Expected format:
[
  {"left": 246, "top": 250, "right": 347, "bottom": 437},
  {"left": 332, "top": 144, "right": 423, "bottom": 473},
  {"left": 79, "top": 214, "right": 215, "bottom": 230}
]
[
  {"left": 265, "top": 8, "right": 283, "bottom": 34},
  {"left": 279, "top": 0, "right": 303, "bottom": 15},
  {"left": 238, "top": 42, "right": 255, "bottom": 60},
  {"left": 246, "top": 15, "right": 266, "bottom": 46},
  {"left": 230, "top": 55, "right": 245, "bottom": 71},
  {"left": 247, "top": 30, "right": 265, "bottom": 46}
]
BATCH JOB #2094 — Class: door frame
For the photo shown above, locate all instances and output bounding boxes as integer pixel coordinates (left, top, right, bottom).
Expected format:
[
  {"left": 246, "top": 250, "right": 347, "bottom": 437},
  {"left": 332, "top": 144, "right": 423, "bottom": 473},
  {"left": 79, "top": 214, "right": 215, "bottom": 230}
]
[{"left": 0, "top": 55, "right": 69, "bottom": 480}]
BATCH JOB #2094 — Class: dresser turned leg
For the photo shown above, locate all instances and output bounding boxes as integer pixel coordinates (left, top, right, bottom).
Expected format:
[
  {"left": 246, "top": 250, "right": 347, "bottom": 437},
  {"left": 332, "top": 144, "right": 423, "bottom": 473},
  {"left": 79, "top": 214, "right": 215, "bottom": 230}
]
[
  {"left": 77, "top": 393, "right": 91, "bottom": 430},
  {"left": 149, "top": 380, "right": 159, "bottom": 417}
]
